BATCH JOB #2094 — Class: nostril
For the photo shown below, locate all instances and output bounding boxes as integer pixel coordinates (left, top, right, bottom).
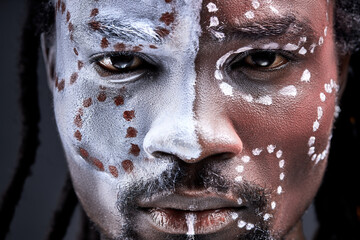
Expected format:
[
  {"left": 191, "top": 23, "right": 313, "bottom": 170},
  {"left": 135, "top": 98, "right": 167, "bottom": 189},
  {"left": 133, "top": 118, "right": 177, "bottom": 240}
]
[{"left": 152, "top": 151, "right": 175, "bottom": 159}]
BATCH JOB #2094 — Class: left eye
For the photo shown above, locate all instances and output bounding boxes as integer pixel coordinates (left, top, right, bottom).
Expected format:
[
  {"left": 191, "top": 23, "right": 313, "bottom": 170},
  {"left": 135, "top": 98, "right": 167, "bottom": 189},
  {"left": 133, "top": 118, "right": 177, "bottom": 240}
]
[
  {"left": 242, "top": 51, "right": 288, "bottom": 70},
  {"left": 97, "top": 55, "right": 144, "bottom": 73}
]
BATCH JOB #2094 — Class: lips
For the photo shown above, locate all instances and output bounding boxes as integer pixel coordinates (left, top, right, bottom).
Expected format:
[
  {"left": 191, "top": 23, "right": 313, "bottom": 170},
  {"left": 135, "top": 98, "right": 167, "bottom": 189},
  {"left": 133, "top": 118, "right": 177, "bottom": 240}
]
[{"left": 138, "top": 191, "right": 248, "bottom": 235}]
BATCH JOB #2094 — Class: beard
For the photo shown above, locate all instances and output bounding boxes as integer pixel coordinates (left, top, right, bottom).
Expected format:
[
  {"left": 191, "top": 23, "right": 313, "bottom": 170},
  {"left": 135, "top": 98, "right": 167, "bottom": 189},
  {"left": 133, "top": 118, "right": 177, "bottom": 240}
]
[{"left": 98, "top": 160, "right": 275, "bottom": 240}]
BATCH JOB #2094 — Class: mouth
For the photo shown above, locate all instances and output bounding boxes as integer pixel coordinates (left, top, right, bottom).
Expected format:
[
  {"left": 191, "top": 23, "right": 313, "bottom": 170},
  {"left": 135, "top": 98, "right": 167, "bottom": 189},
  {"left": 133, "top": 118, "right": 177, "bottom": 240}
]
[{"left": 138, "top": 191, "right": 249, "bottom": 235}]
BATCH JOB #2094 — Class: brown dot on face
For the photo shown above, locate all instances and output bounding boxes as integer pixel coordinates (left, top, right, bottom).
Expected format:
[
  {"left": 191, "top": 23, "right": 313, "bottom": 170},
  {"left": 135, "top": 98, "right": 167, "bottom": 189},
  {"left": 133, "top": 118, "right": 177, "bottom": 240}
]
[
  {"left": 114, "top": 95, "right": 124, "bottom": 106},
  {"left": 83, "top": 98, "right": 93, "bottom": 108},
  {"left": 101, "top": 37, "right": 109, "bottom": 49},
  {"left": 133, "top": 46, "right": 142, "bottom": 52},
  {"left": 155, "top": 27, "right": 170, "bottom": 38},
  {"left": 58, "top": 79, "right": 65, "bottom": 91},
  {"left": 89, "top": 21, "right": 101, "bottom": 31},
  {"left": 70, "top": 34, "right": 74, "bottom": 42},
  {"left": 73, "top": 48, "right": 78, "bottom": 56},
  {"left": 78, "top": 61, "right": 84, "bottom": 70},
  {"left": 121, "top": 160, "right": 134, "bottom": 173},
  {"left": 55, "top": 76, "right": 59, "bottom": 88},
  {"left": 160, "top": 12, "right": 175, "bottom": 26},
  {"left": 70, "top": 72, "right": 78, "bottom": 85},
  {"left": 114, "top": 43, "right": 126, "bottom": 51},
  {"left": 68, "top": 22, "right": 74, "bottom": 32},
  {"left": 99, "top": 85, "right": 107, "bottom": 90},
  {"left": 74, "top": 114, "right": 83, "bottom": 128},
  {"left": 90, "top": 8, "right": 99, "bottom": 17},
  {"left": 109, "top": 165, "right": 118, "bottom": 178},
  {"left": 79, "top": 147, "right": 89, "bottom": 159},
  {"left": 97, "top": 92, "right": 107, "bottom": 102},
  {"left": 123, "top": 110, "right": 135, "bottom": 121},
  {"left": 91, "top": 157, "right": 105, "bottom": 171},
  {"left": 74, "top": 130, "right": 82, "bottom": 141},
  {"left": 126, "top": 127, "right": 138, "bottom": 138},
  {"left": 61, "top": 2, "right": 66, "bottom": 14},
  {"left": 56, "top": 0, "right": 61, "bottom": 11},
  {"left": 165, "top": 0, "right": 172, "bottom": 2},
  {"left": 149, "top": 45, "right": 158, "bottom": 49},
  {"left": 66, "top": 11, "right": 71, "bottom": 22},
  {"left": 129, "top": 144, "right": 140, "bottom": 156}
]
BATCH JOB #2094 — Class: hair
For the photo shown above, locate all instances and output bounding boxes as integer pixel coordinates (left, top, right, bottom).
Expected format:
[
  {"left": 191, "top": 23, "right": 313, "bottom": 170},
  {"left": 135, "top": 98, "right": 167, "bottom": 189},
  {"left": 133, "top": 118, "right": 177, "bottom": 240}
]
[{"left": 0, "top": 0, "right": 359, "bottom": 239}]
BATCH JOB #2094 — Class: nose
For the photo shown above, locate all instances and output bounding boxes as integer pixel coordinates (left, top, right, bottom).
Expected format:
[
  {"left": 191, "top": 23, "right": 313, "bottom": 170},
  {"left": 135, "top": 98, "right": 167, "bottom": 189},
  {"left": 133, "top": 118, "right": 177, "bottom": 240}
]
[{"left": 143, "top": 107, "right": 243, "bottom": 163}]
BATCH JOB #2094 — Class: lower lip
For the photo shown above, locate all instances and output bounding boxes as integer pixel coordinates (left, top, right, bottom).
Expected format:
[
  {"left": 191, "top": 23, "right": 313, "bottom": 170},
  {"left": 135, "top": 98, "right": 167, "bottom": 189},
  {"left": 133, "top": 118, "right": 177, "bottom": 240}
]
[{"left": 145, "top": 208, "right": 238, "bottom": 235}]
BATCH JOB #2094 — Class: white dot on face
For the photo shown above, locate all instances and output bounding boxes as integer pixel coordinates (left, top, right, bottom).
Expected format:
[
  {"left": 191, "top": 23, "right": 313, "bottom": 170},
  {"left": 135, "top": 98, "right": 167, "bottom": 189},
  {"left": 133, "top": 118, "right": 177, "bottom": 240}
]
[
  {"left": 209, "top": 16, "right": 219, "bottom": 27},
  {"left": 241, "top": 156, "right": 251, "bottom": 163},
  {"left": 279, "top": 160, "right": 285, "bottom": 168},
  {"left": 283, "top": 43, "right": 299, "bottom": 51},
  {"left": 279, "top": 85, "right": 297, "bottom": 97},
  {"left": 324, "top": 26, "right": 328, "bottom": 36},
  {"left": 317, "top": 107, "right": 323, "bottom": 120},
  {"left": 237, "top": 198, "right": 243, "bottom": 205},
  {"left": 277, "top": 186, "right": 282, "bottom": 194},
  {"left": 271, "top": 201, "right": 276, "bottom": 209},
  {"left": 308, "top": 146, "right": 315, "bottom": 156},
  {"left": 269, "top": 5, "right": 279, "bottom": 14},
  {"left": 238, "top": 220, "right": 247, "bottom": 228},
  {"left": 308, "top": 136, "right": 316, "bottom": 147},
  {"left": 310, "top": 43, "right": 317, "bottom": 53},
  {"left": 320, "top": 93, "right": 326, "bottom": 102},
  {"left": 276, "top": 150, "right": 283, "bottom": 158},
  {"left": 264, "top": 213, "right": 271, "bottom": 221},
  {"left": 207, "top": 2, "right": 218, "bottom": 12},
  {"left": 235, "top": 176, "right": 243, "bottom": 182},
  {"left": 313, "top": 120, "right": 320, "bottom": 132},
  {"left": 255, "top": 95, "right": 272, "bottom": 105},
  {"left": 211, "top": 30, "right": 225, "bottom": 40},
  {"left": 324, "top": 83, "right": 332, "bottom": 93},
  {"left": 219, "top": 82, "right": 233, "bottom": 96},
  {"left": 311, "top": 154, "right": 317, "bottom": 161},
  {"left": 214, "top": 70, "right": 223, "bottom": 80},
  {"left": 241, "top": 93, "right": 254, "bottom": 102},
  {"left": 236, "top": 165, "right": 244, "bottom": 173},
  {"left": 315, "top": 154, "right": 322, "bottom": 164},
  {"left": 299, "top": 47, "right": 307, "bottom": 55},
  {"left": 301, "top": 69, "right": 311, "bottom": 82},
  {"left": 245, "top": 11, "right": 255, "bottom": 19},
  {"left": 319, "top": 36, "right": 324, "bottom": 45},
  {"left": 231, "top": 212, "right": 239, "bottom": 220},
  {"left": 246, "top": 223, "right": 255, "bottom": 230},
  {"left": 280, "top": 172, "right": 285, "bottom": 180},
  {"left": 252, "top": 148, "right": 262, "bottom": 156},
  {"left": 267, "top": 145, "right": 276, "bottom": 153},
  {"left": 252, "top": 0, "right": 260, "bottom": 9}
]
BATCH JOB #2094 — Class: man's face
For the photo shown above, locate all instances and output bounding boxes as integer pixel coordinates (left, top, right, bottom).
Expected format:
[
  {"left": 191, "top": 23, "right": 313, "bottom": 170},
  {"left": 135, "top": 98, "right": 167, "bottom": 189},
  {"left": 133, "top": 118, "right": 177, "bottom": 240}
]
[{"left": 48, "top": 0, "right": 340, "bottom": 239}]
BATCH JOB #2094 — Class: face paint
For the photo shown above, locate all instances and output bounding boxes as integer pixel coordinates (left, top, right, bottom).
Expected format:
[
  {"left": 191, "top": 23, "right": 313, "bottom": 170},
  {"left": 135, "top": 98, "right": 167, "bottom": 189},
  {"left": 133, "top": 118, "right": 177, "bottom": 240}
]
[{"left": 48, "top": 0, "right": 341, "bottom": 239}]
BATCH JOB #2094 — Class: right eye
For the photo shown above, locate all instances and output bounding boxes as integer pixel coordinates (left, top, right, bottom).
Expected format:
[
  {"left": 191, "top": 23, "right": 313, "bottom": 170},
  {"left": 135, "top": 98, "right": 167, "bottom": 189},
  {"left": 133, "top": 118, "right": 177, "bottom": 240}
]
[{"left": 93, "top": 54, "right": 156, "bottom": 82}]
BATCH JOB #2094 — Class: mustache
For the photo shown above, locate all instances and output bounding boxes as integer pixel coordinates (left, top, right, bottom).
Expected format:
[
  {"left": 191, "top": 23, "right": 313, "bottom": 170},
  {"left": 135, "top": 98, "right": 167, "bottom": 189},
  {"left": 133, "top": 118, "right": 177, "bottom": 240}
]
[{"left": 117, "top": 161, "right": 268, "bottom": 214}]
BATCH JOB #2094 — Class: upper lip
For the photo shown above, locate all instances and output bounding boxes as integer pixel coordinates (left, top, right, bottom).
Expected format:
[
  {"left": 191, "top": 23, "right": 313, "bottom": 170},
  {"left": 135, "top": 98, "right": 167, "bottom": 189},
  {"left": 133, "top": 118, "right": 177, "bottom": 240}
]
[{"left": 138, "top": 190, "right": 244, "bottom": 211}]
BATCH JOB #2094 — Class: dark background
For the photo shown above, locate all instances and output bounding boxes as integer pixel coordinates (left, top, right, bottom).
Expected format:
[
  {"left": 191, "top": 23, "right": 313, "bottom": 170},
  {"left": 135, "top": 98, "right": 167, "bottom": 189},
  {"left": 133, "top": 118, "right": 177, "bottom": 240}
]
[{"left": 0, "top": 1, "right": 317, "bottom": 239}]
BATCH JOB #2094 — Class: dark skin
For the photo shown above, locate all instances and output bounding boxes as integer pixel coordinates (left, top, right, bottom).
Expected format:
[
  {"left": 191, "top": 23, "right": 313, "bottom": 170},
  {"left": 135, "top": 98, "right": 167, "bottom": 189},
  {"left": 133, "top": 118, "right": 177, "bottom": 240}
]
[{"left": 42, "top": 0, "right": 351, "bottom": 239}]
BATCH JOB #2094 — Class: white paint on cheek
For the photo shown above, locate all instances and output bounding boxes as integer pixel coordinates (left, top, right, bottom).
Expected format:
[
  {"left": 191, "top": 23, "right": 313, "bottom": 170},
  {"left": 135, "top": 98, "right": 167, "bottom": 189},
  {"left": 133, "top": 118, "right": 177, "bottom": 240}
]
[
  {"left": 271, "top": 201, "right": 276, "bottom": 209},
  {"left": 320, "top": 92, "right": 326, "bottom": 102},
  {"left": 235, "top": 176, "right": 243, "bottom": 182},
  {"left": 241, "top": 155, "right": 251, "bottom": 163},
  {"left": 334, "top": 105, "right": 341, "bottom": 118},
  {"left": 269, "top": 5, "right": 280, "bottom": 15},
  {"left": 245, "top": 11, "right": 255, "bottom": 19},
  {"left": 313, "top": 120, "right": 320, "bottom": 132},
  {"left": 283, "top": 43, "right": 299, "bottom": 51},
  {"left": 276, "top": 150, "right": 283, "bottom": 158},
  {"left": 301, "top": 69, "right": 311, "bottom": 82},
  {"left": 246, "top": 223, "right": 255, "bottom": 230},
  {"left": 308, "top": 136, "right": 316, "bottom": 147},
  {"left": 209, "top": 16, "right": 219, "bottom": 27},
  {"left": 309, "top": 43, "right": 317, "bottom": 53},
  {"left": 214, "top": 70, "right": 223, "bottom": 80},
  {"left": 299, "top": 47, "right": 307, "bottom": 55},
  {"left": 219, "top": 82, "right": 233, "bottom": 96},
  {"left": 240, "top": 93, "right": 254, "bottom": 103},
  {"left": 324, "top": 83, "right": 332, "bottom": 93},
  {"left": 267, "top": 144, "right": 276, "bottom": 153},
  {"left": 324, "top": 26, "right": 328, "bottom": 36},
  {"left": 231, "top": 212, "right": 239, "bottom": 220},
  {"left": 279, "top": 172, "right": 285, "bottom": 180},
  {"left": 236, "top": 165, "right": 244, "bottom": 173},
  {"left": 277, "top": 186, "right": 282, "bottom": 194},
  {"left": 255, "top": 95, "right": 272, "bottom": 105},
  {"left": 308, "top": 146, "right": 315, "bottom": 156},
  {"left": 317, "top": 107, "right": 323, "bottom": 120},
  {"left": 237, "top": 198, "right": 243, "bottom": 205},
  {"left": 263, "top": 213, "right": 272, "bottom": 221},
  {"left": 311, "top": 154, "right": 317, "bottom": 161},
  {"left": 319, "top": 36, "right": 324, "bottom": 45},
  {"left": 206, "top": 2, "right": 218, "bottom": 12},
  {"left": 252, "top": 148, "right": 262, "bottom": 155},
  {"left": 252, "top": 0, "right": 260, "bottom": 9},
  {"left": 279, "top": 85, "right": 297, "bottom": 97}
]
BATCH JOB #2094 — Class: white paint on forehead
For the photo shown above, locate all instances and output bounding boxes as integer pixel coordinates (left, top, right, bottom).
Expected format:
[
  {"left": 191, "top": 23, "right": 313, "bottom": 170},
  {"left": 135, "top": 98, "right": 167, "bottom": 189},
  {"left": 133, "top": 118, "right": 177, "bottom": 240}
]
[
  {"left": 283, "top": 43, "right": 299, "bottom": 51},
  {"left": 219, "top": 82, "right": 233, "bottom": 96},
  {"left": 252, "top": 0, "right": 260, "bottom": 9},
  {"left": 255, "top": 95, "right": 272, "bottom": 105},
  {"left": 245, "top": 11, "right": 255, "bottom": 19},
  {"left": 279, "top": 85, "right": 297, "bottom": 97},
  {"left": 207, "top": 2, "right": 218, "bottom": 12},
  {"left": 209, "top": 16, "right": 219, "bottom": 27},
  {"left": 301, "top": 69, "right": 311, "bottom": 82}
]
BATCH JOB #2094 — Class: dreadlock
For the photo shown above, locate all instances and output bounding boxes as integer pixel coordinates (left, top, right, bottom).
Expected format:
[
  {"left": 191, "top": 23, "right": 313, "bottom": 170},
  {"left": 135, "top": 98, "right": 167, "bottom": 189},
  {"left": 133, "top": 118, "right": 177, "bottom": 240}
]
[{"left": 0, "top": 0, "right": 359, "bottom": 239}]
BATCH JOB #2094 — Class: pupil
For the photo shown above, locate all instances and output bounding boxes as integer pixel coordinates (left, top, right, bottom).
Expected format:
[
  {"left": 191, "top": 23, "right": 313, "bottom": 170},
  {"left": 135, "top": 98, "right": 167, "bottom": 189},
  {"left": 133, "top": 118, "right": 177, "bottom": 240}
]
[
  {"left": 111, "top": 56, "right": 135, "bottom": 69},
  {"left": 251, "top": 52, "right": 276, "bottom": 67}
]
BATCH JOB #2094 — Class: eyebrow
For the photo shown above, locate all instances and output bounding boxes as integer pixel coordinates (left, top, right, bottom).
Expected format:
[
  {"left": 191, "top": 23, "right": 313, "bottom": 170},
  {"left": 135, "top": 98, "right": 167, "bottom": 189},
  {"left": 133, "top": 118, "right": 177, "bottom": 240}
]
[
  {"left": 87, "top": 16, "right": 164, "bottom": 44},
  {"left": 219, "top": 15, "right": 315, "bottom": 41}
]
